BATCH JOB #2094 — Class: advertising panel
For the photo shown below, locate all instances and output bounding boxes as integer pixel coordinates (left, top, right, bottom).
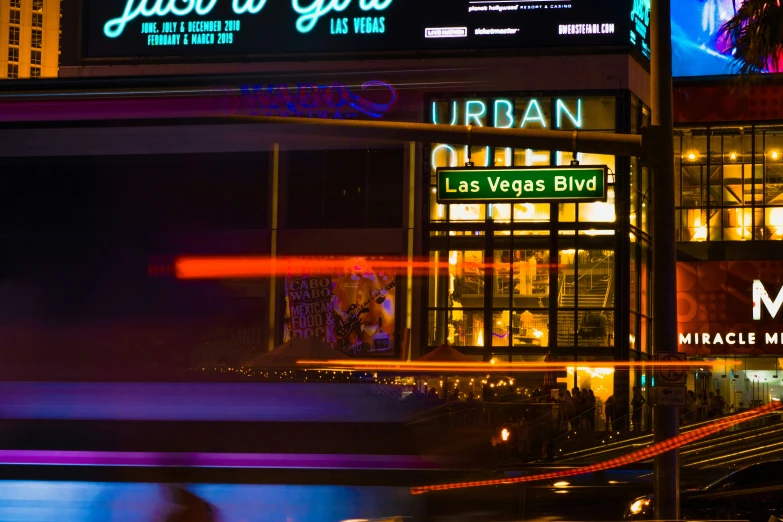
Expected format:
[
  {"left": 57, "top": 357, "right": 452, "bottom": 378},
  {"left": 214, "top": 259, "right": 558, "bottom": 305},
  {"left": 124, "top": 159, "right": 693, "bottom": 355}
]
[
  {"left": 82, "top": 0, "right": 639, "bottom": 60},
  {"left": 672, "top": 0, "right": 748, "bottom": 77},
  {"left": 677, "top": 260, "right": 783, "bottom": 355},
  {"left": 283, "top": 256, "right": 397, "bottom": 357}
]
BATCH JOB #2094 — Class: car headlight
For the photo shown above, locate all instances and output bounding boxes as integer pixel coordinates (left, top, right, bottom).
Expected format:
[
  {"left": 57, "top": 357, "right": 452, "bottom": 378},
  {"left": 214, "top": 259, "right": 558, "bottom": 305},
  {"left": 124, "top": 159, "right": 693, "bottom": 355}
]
[{"left": 629, "top": 498, "right": 650, "bottom": 515}]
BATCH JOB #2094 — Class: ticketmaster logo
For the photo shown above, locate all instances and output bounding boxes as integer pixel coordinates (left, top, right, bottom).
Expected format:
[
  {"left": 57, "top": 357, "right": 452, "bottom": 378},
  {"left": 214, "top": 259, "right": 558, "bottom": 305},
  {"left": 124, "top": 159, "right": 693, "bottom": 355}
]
[{"left": 425, "top": 27, "right": 467, "bottom": 38}]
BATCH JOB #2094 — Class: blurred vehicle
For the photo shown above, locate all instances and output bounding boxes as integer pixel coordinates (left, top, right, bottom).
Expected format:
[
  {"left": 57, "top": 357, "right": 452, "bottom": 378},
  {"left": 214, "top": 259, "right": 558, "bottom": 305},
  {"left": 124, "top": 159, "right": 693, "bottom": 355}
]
[{"left": 624, "top": 460, "right": 783, "bottom": 522}]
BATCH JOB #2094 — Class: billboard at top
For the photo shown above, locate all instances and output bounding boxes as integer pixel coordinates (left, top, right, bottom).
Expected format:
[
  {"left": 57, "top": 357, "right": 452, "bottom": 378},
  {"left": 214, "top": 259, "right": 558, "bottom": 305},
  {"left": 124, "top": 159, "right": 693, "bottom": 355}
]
[
  {"left": 81, "top": 0, "right": 648, "bottom": 61},
  {"left": 672, "top": 0, "right": 757, "bottom": 77}
]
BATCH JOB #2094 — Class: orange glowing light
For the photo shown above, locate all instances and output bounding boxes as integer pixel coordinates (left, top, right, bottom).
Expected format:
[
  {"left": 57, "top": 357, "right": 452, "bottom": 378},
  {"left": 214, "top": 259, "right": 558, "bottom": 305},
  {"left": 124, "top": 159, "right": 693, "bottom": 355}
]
[
  {"left": 409, "top": 403, "right": 782, "bottom": 495},
  {"left": 156, "top": 256, "right": 563, "bottom": 280}
]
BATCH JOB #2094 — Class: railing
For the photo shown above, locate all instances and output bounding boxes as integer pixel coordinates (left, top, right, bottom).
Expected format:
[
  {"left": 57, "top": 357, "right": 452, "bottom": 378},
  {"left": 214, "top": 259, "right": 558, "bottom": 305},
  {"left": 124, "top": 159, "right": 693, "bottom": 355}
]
[
  {"left": 557, "top": 253, "right": 613, "bottom": 307},
  {"left": 575, "top": 253, "right": 613, "bottom": 294}
]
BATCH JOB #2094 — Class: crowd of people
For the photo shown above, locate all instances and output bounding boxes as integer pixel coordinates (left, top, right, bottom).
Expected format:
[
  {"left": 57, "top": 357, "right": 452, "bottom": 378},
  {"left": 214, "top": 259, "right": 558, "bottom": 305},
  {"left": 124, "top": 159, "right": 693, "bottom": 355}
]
[
  {"left": 683, "top": 389, "right": 729, "bottom": 423},
  {"left": 554, "top": 388, "right": 598, "bottom": 430}
]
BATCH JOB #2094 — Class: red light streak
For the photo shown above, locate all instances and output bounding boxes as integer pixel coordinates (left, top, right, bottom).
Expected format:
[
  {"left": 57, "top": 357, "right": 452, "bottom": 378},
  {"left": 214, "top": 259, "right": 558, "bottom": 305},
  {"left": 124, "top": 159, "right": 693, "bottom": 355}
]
[
  {"left": 160, "top": 256, "right": 563, "bottom": 280},
  {"left": 409, "top": 403, "right": 783, "bottom": 495}
]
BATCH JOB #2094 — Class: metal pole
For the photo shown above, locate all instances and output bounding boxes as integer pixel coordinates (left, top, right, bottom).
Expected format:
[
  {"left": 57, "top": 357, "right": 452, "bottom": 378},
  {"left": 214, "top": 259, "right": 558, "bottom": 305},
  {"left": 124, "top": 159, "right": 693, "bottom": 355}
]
[
  {"left": 650, "top": 0, "right": 680, "bottom": 519},
  {"left": 233, "top": 115, "right": 644, "bottom": 158}
]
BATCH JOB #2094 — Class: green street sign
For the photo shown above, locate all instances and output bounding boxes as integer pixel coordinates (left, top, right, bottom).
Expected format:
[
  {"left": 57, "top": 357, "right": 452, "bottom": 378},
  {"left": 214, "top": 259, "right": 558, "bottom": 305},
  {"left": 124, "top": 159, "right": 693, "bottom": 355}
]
[{"left": 436, "top": 166, "right": 608, "bottom": 203}]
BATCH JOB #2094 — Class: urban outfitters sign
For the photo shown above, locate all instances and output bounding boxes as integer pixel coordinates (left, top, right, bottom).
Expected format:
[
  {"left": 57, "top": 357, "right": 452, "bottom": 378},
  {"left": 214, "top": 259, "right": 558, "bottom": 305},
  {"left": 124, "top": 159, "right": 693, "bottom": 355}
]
[{"left": 436, "top": 166, "right": 607, "bottom": 203}]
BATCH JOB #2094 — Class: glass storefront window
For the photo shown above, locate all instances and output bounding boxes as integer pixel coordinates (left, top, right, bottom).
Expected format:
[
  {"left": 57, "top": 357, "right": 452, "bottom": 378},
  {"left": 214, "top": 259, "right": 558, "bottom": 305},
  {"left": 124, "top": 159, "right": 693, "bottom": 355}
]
[
  {"left": 679, "top": 208, "right": 708, "bottom": 242},
  {"left": 430, "top": 188, "right": 446, "bottom": 221},
  {"left": 428, "top": 309, "right": 446, "bottom": 346},
  {"left": 640, "top": 240, "right": 650, "bottom": 317},
  {"left": 576, "top": 250, "right": 614, "bottom": 308},
  {"left": 428, "top": 251, "right": 448, "bottom": 308},
  {"left": 577, "top": 310, "right": 614, "bottom": 347},
  {"left": 513, "top": 202, "right": 550, "bottom": 222},
  {"left": 766, "top": 207, "right": 783, "bottom": 239},
  {"left": 448, "top": 308, "right": 485, "bottom": 347},
  {"left": 449, "top": 204, "right": 486, "bottom": 222},
  {"left": 510, "top": 310, "right": 549, "bottom": 348},
  {"left": 559, "top": 203, "right": 576, "bottom": 223},
  {"left": 491, "top": 204, "right": 511, "bottom": 222},
  {"left": 513, "top": 148, "right": 550, "bottom": 166},
  {"left": 426, "top": 93, "right": 625, "bottom": 354},
  {"left": 449, "top": 250, "right": 486, "bottom": 301},
  {"left": 579, "top": 187, "right": 616, "bottom": 223},
  {"left": 493, "top": 249, "right": 550, "bottom": 304},
  {"left": 708, "top": 208, "right": 722, "bottom": 241}
]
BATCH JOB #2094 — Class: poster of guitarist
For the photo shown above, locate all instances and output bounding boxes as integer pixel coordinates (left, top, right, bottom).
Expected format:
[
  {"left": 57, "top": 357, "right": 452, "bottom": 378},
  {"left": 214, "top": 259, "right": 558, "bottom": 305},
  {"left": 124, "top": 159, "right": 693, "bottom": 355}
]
[{"left": 330, "top": 257, "right": 396, "bottom": 356}]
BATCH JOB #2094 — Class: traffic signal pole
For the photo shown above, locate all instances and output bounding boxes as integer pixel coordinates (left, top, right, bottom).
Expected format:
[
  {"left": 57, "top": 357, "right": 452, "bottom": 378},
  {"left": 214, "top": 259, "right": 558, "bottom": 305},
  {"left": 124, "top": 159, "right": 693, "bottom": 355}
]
[
  {"left": 233, "top": 115, "right": 644, "bottom": 158},
  {"left": 650, "top": 0, "right": 680, "bottom": 519}
]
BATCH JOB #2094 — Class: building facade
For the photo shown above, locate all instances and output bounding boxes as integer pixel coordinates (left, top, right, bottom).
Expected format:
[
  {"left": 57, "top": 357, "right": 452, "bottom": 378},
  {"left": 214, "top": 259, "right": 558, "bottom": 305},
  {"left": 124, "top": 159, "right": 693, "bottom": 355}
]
[
  {"left": 0, "top": 0, "right": 60, "bottom": 79},
  {"left": 672, "top": 80, "right": 783, "bottom": 409}
]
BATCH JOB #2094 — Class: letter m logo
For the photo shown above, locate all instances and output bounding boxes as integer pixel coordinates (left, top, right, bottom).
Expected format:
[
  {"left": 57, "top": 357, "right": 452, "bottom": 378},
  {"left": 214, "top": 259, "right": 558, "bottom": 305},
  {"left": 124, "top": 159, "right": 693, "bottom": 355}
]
[{"left": 753, "top": 280, "right": 783, "bottom": 320}]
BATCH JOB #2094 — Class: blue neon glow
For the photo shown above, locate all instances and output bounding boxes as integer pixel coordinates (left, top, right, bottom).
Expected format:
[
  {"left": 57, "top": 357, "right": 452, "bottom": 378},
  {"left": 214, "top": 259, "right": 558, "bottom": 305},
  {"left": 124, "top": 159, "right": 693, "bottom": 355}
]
[
  {"left": 431, "top": 144, "right": 457, "bottom": 171},
  {"left": 521, "top": 99, "right": 546, "bottom": 128},
  {"left": 233, "top": 0, "right": 268, "bottom": 15},
  {"left": 431, "top": 100, "right": 458, "bottom": 126},
  {"left": 464, "top": 100, "right": 486, "bottom": 126},
  {"left": 555, "top": 99, "right": 582, "bottom": 129},
  {"left": 103, "top": 0, "right": 393, "bottom": 38},
  {"left": 0, "top": 481, "right": 419, "bottom": 522},
  {"left": 105, "top": 0, "right": 223, "bottom": 38},
  {"left": 0, "top": 382, "right": 407, "bottom": 422},
  {"left": 671, "top": 0, "right": 742, "bottom": 77},
  {"left": 293, "top": 0, "right": 393, "bottom": 34},
  {"left": 493, "top": 99, "right": 514, "bottom": 129}
]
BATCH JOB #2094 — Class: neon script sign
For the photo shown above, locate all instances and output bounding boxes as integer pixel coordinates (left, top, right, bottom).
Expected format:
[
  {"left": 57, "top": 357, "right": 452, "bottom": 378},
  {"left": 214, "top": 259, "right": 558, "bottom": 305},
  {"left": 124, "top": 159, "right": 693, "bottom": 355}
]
[
  {"left": 104, "top": 0, "right": 395, "bottom": 37},
  {"left": 213, "top": 80, "right": 398, "bottom": 120}
]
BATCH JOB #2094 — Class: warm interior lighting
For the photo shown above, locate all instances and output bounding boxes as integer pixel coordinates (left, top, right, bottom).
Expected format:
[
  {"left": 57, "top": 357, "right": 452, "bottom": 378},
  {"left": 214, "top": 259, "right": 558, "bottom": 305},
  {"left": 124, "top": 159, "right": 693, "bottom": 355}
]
[
  {"left": 686, "top": 150, "right": 698, "bottom": 161},
  {"left": 477, "top": 329, "right": 484, "bottom": 347},
  {"left": 728, "top": 151, "right": 738, "bottom": 161},
  {"left": 771, "top": 150, "right": 781, "bottom": 161}
]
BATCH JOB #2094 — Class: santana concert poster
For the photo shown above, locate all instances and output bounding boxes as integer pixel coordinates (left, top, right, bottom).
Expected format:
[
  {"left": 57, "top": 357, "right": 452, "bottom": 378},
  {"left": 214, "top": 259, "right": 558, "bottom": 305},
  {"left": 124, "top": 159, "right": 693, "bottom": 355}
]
[{"left": 284, "top": 257, "right": 397, "bottom": 357}]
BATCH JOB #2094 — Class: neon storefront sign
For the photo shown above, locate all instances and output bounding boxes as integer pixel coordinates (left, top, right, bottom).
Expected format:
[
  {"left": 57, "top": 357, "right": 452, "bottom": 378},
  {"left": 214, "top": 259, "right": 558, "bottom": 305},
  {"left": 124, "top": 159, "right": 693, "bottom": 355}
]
[
  {"left": 212, "top": 80, "right": 397, "bottom": 119},
  {"left": 104, "top": 0, "right": 394, "bottom": 37}
]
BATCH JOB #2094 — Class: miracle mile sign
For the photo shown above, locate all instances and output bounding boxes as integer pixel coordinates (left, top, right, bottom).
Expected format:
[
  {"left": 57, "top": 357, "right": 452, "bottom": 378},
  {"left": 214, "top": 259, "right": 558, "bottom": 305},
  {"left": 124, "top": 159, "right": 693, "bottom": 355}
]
[{"left": 436, "top": 166, "right": 608, "bottom": 203}]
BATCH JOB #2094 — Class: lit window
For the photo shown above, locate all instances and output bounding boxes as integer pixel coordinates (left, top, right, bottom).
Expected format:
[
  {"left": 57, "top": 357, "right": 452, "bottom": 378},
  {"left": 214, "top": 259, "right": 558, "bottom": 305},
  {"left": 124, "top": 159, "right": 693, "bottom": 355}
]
[
  {"left": 32, "top": 12, "right": 43, "bottom": 28},
  {"left": 8, "top": 47, "right": 18, "bottom": 63},
  {"left": 9, "top": 9, "right": 20, "bottom": 24},
  {"left": 7, "top": 63, "right": 18, "bottom": 79},
  {"left": 30, "top": 66, "right": 41, "bottom": 79},
  {"left": 8, "top": 26, "right": 19, "bottom": 46},
  {"left": 30, "top": 49, "right": 41, "bottom": 65},
  {"left": 32, "top": 0, "right": 43, "bottom": 10},
  {"left": 10, "top": 0, "right": 20, "bottom": 7},
  {"left": 31, "top": 29, "right": 42, "bottom": 49}
]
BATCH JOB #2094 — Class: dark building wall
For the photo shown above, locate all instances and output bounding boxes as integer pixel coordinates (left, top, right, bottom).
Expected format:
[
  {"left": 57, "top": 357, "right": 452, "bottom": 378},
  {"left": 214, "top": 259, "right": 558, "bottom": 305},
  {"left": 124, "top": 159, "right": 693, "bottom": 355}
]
[{"left": 0, "top": 153, "right": 271, "bottom": 380}]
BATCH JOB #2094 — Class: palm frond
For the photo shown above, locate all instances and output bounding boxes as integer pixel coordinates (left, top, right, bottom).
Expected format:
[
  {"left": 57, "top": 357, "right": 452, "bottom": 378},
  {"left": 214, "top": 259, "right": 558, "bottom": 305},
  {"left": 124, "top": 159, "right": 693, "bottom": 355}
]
[{"left": 720, "top": 0, "right": 783, "bottom": 74}]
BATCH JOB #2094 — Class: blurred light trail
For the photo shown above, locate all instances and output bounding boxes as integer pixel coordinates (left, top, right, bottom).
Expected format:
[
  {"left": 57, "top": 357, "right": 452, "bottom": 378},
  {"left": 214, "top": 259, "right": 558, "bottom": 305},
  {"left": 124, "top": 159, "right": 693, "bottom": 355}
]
[
  {"left": 0, "top": 450, "right": 449, "bottom": 469},
  {"left": 159, "top": 256, "right": 562, "bottom": 279},
  {"left": 409, "top": 402, "right": 783, "bottom": 495},
  {"left": 296, "top": 359, "right": 713, "bottom": 373}
]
